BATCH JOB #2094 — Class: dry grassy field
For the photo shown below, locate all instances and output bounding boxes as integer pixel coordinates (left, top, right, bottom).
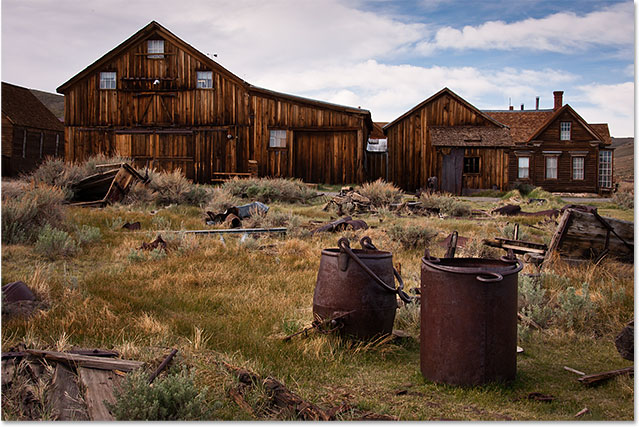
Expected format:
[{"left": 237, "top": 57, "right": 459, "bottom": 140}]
[{"left": 1, "top": 157, "right": 634, "bottom": 420}]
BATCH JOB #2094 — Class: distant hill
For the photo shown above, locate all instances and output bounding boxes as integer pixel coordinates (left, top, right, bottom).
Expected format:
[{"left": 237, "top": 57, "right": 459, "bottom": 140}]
[
  {"left": 29, "top": 89, "right": 64, "bottom": 121},
  {"left": 611, "top": 137, "right": 634, "bottom": 182}
]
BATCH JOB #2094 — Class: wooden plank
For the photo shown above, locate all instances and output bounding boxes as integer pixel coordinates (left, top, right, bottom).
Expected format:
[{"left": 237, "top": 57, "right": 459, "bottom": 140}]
[
  {"left": 27, "top": 350, "right": 144, "bottom": 372},
  {"left": 51, "top": 363, "right": 89, "bottom": 420},
  {"left": 78, "top": 367, "right": 122, "bottom": 421},
  {"left": 578, "top": 366, "right": 633, "bottom": 385}
]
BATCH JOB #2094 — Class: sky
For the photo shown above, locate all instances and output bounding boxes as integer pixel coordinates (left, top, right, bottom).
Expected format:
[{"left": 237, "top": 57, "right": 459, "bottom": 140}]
[{"left": 1, "top": 0, "right": 635, "bottom": 136}]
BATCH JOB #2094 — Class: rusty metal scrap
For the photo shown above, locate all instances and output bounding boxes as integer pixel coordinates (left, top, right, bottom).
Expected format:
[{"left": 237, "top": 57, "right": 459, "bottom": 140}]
[
  {"left": 311, "top": 216, "right": 368, "bottom": 234},
  {"left": 206, "top": 201, "right": 269, "bottom": 225},
  {"left": 122, "top": 221, "right": 141, "bottom": 230},
  {"left": 2, "top": 281, "right": 36, "bottom": 302},
  {"left": 139, "top": 235, "right": 167, "bottom": 251},
  {"left": 492, "top": 204, "right": 559, "bottom": 218}
]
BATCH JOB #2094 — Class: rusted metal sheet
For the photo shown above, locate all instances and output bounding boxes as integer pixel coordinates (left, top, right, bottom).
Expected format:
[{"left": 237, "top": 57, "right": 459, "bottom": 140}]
[
  {"left": 313, "top": 237, "right": 410, "bottom": 340},
  {"left": 2, "top": 281, "right": 36, "bottom": 302},
  {"left": 312, "top": 216, "right": 368, "bottom": 234},
  {"left": 139, "top": 235, "right": 167, "bottom": 251},
  {"left": 420, "top": 254, "right": 523, "bottom": 385}
]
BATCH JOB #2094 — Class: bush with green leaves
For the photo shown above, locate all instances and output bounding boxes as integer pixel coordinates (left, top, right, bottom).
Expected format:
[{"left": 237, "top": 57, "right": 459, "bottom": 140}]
[
  {"left": 147, "top": 169, "right": 211, "bottom": 206},
  {"left": 518, "top": 275, "right": 552, "bottom": 328},
  {"left": 419, "top": 194, "right": 471, "bottom": 217},
  {"left": 35, "top": 225, "right": 77, "bottom": 258},
  {"left": 2, "top": 183, "right": 66, "bottom": 244},
  {"left": 358, "top": 179, "right": 403, "bottom": 207},
  {"left": 107, "top": 367, "right": 211, "bottom": 420},
  {"left": 75, "top": 225, "right": 102, "bottom": 246},
  {"left": 557, "top": 282, "right": 596, "bottom": 330},
  {"left": 386, "top": 223, "right": 437, "bottom": 249},
  {"left": 222, "top": 177, "right": 318, "bottom": 204}
]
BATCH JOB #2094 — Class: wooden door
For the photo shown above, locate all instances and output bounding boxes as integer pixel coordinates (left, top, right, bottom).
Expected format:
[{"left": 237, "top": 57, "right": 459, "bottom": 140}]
[
  {"left": 441, "top": 148, "right": 464, "bottom": 195},
  {"left": 135, "top": 95, "right": 154, "bottom": 125},
  {"left": 196, "top": 130, "right": 233, "bottom": 183},
  {"left": 293, "top": 131, "right": 332, "bottom": 183}
]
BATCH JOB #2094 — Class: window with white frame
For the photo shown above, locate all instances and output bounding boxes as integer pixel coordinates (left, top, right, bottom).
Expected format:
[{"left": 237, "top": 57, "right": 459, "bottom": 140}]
[
  {"left": 572, "top": 157, "right": 584, "bottom": 180},
  {"left": 517, "top": 156, "right": 530, "bottom": 179},
  {"left": 599, "top": 150, "right": 612, "bottom": 188},
  {"left": 545, "top": 156, "right": 558, "bottom": 179},
  {"left": 147, "top": 40, "right": 164, "bottom": 58},
  {"left": 269, "top": 130, "right": 287, "bottom": 148},
  {"left": 560, "top": 121, "right": 571, "bottom": 140},
  {"left": 196, "top": 71, "right": 213, "bottom": 89},
  {"left": 100, "top": 72, "right": 116, "bottom": 89}
]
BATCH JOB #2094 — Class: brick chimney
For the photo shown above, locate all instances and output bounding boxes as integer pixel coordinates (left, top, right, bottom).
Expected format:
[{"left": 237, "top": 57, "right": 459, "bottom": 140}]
[
  {"left": 520, "top": 104, "right": 524, "bottom": 110},
  {"left": 535, "top": 96, "right": 540, "bottom": 110},
  {"left": 509, "top": 105, "right": 514, "bottom": 110},
  {"left": 553, "top": 91, "right": 564, "bottom": 111}
]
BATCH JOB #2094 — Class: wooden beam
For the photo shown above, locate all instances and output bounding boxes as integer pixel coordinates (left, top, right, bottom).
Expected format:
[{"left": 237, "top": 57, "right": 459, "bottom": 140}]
[
  {"left": 51, "top": 363, "right": 89, "bottom": 420},
  {"left": 78, "top": 367, "right": 122, "bottom": 421},
  {"left": 578, "top": 366, "right": 633, "bottom": 385},
  {"left": 27, "top": 350, "right": 144, "bottom": 372}
]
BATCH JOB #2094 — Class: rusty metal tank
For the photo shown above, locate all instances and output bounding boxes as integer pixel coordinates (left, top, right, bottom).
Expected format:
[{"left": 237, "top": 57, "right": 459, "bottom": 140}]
[
  {"left": 420, "top": 253, "right": 523, "bottom": 385},
  {"left": 313, "top": 237, "right": 411, "bottom": 340}
]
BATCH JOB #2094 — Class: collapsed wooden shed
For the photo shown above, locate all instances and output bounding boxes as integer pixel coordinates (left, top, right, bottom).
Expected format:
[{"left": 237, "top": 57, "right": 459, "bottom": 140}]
[
  {"left": 2, "top": 82, "right": 65, "bottom": 176},
  {"left": 57, "top": 21, "right": 372, "bottom": 185}
]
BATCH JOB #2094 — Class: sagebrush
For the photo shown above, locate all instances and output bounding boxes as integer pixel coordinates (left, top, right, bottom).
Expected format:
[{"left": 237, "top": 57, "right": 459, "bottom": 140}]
[{"left": 223, "top": 177, "right": 318, "bottom": 204}]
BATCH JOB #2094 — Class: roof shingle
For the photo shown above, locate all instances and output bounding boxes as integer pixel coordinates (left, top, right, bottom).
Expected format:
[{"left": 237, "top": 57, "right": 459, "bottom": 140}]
[{"left": 2, "top": 82, "right": 64, "bottom": 131}]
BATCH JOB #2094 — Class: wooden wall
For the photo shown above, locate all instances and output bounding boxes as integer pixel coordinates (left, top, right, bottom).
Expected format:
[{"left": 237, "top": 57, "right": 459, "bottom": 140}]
[
  {"left": 434, "top": 147, "right": 509, "bottom": 193},
  {"left": 385, "top": 92, "right": 496, "bottom": 191},
  {"left": 365, "top": 152, "right": 388, "bottom": 182},
  {"left": 508, "top": 110, "right": 600, "bottom": 193},
  {"left": 2, "top": 124, "right": 64, "bottom": 176}
]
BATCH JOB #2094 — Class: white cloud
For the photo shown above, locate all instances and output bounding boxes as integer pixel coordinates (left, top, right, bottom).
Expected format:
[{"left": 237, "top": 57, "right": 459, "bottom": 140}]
[
  {"left": 575, "top": 82, "right": 634, "bottom": 137},
  {"left": 416, "top": 2, "right": 633, "bottom": 54}
]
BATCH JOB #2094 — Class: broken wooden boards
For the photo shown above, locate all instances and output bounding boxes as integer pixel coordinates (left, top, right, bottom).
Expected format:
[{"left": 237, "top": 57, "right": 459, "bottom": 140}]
[
  {"left": 71, "top": 163, "right": 148, "bottom": 207},
  {"left": 545, "top": 207, "right": 634, "bottom": 263}
]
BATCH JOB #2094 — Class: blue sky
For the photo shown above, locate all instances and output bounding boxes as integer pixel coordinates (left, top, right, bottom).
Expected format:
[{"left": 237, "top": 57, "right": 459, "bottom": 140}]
[{"left": 1, "top": 0, "right": 635, "bottom": 136}]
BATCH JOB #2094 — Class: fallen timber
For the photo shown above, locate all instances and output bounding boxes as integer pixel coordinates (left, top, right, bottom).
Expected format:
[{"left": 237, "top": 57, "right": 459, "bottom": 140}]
[
  {"left": 545, "top": 207, "right": 634, "bottom": 263},
  {"left": 483, "top": 237, "right": 547, "bottom": 255},
  {"left": 168, "top": 227, "right": 287, "bottom": 235},
  {"left": 70, "top": 163, "right": 148, "bottom": 207}
]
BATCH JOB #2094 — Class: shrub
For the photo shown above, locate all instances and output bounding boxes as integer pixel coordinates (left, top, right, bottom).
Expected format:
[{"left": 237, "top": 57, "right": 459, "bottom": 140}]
[
  {"left": 205, "top": 187, "right": 242, "bottom": 214},
  {"left": 127, "top": 249, "right": 147, "bottom": 263},
  {"left": 456, "top": 237, "right": 499, "bottom": 258},
  {"left": 612, "top": 182, "right": 633, "bottom": 209},
  {"left": 122, "top": 181, "right": 157, "bottom": 206},
  {"left": 386, "top": 223, "right": 436, "bottom": 249},
  {"left": 557, "top": 283, "right": 596, "bottom": 330},
  {"left": 358, "top": 179, "right": 403, "bottom": 207},
  {"left": 75, "top": 225, "right": 102, "bottom": 246},
  {"left": 518, "top": 275, "right": 552, "bottom": 328},
  {"left": 1, "top": 183, "right": 66, "bottom": 244},
  {"left": 77, "top": 153, "right": 133, "bottom": 178},
  {"left": 513, "top": 182, "right": 535, "bottom": 195},
  {"left": 147, "top": 169, "right": 211, "bottom": 206},
  {"left": 222, "top": 177, "right": 318, "bottom": 204},
  {"left": 108, "top": 367, "right": 211, "bottom": 420},
  {"left": 28, "top": 157, "right": 84, "bottom": 199},
  {"left": 35, "top": 225, "right": 77, "bottom": 259},
  {"left": 419, "top": 194, "right": 471, "bottom": 217}
]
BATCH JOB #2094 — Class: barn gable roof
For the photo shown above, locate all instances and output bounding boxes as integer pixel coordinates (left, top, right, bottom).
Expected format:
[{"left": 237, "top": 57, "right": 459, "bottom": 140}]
[
  {"left": 57, "top": 21, "right": 248, "bottom": 93},
  {"left": 383, "top": 87, "right": 507, "bottom": 130},
  {"left": 2, "top": 82, "right": 64, "bottom": 131},
  {"left": 527, "top": 104, "right": 604, "bottom": 143}
]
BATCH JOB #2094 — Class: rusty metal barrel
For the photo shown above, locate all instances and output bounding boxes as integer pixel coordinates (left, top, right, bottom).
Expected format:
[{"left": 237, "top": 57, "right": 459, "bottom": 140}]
[
  {"left": 313, "top": 237, "right": 411, "bottom": 340},
  {"left": 420, "top": 253, "right": 523, "bottom": 385}
]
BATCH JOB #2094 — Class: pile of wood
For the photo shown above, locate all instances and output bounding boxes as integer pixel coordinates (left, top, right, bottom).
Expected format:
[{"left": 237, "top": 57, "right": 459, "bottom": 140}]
[
  {"left": 71, "top": 163, "right": 148, "bottom": 207},
  {"left": 324, "top": 187, "right": 373, "bottom": 216},
  {"left": 1, "top": 348, "right": 151, "bottom": 420}
]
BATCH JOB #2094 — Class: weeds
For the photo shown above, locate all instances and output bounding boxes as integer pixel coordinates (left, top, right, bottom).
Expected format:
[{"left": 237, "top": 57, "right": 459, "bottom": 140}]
[
  {"left": 612, "top": 182, "right": 633, "bottom": 209},
  {"left": 75, "top": 225, "right": 102, "bottom": 246},
  {"left": 108, "top": 367, "right": 212, "bottom": 420},
  {"left": 223, "top": 177, "right": 318, "bottom": 204},
  {"left": 518, "top": 275, "right": 552, "bottom": 328},
  {"left": 34, "top": 225, "right": 77, "bottom": 259},
  {"left": 148, "top": 169, "right": 211, "bottom": 206},
  {"left": 557, "top": 283, "right": 596, "bottom": 330},
  {"left": 386, "top": 223, "right": 436, "bottom": 249},
  {"left": 419, "top": 194, "right": 471, "bottom": 217},
  {"left": 358, "top": 179, "right": 403, "bottom": 207}
]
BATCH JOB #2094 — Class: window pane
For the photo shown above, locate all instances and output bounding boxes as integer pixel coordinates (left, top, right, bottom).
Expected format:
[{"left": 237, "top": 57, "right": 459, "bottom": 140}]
[
  {"left": 196, "top": 71, "right": 213, "bottom": 89},
  {"left": 269, "top": 130, "right": 286, "bottom": 148},
  {"left": 560, "top": 122, "right": 571, "bottom": 140},
  {"left": 599, "top": 151, "right": 612, "bottom": 188},
  {"left": 572, "top": 157, "right": 584, "bottom": 180},
  {"left": 463, "top": 157, "right": 480, "bottom": 174},
  {"left": 148, "top": 40, "right": 164, "bottom": 58},
  {"left": 518, "top": 157, "right": 529, "bottom": 179},
  {"left": 546, "top": 156, "right": 557, "bottom": 179},
  {"left": 100, "top": 72, "right": 116, "bottom": 89}
]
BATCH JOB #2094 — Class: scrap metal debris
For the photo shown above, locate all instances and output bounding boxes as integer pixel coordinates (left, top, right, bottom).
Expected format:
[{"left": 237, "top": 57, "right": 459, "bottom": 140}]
[
  {"left": 206, "top": 201, "right": 269, "bottom": 226},
  {"left": 615, "top": 320, "right": 634, "bottom": 361},
  {"left": 324, "top": 188, "right": 373, "bottom": 215},
  {"left": 122, "top": 221, "right": 141, "bottom": 231},
  {"left": 2, "top": 281, "right": 36, "bottom": 303},
  {"left": 139, "top": 235, "right": 167, "bottom": 251},
  {"left": 311, "top": 216, "right": 368, "bottom": 234},
  {"left": 491, "top": 204, "right": 559, "bottom": 218},
  {"left": 1, "top": 281, "right": 47, "bottom": 320}
]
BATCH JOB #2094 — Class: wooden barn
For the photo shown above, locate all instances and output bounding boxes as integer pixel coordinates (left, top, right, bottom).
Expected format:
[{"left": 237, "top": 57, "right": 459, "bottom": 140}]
[
  {"left": 57, "top": 21, "right": 372, "bottom": 184},
  {"left": 487, "top": 91, "right": 613, "bottom": 194},
  {"left": 383, "top": 88, "right": 512, "bottom": 193},
  {"left": 2, "top": 82, "right": 65, "bottom": 176},
  {"left": 365, "top": 122, "right": 389, "bottom": 182}
]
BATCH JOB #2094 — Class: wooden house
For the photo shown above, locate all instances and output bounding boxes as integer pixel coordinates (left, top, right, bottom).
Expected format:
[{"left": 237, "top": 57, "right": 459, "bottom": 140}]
[
  {"left": 365, "top": 122, "right": 388, "bottom": 181},
  {"left": 2, "top": 82, "right": 65, "bottom": 176},
  {"left": 57, "top": 21, "right": 372, "bottom": 184},
  {"left": 383, "top": 88, "right": 512, "bottom": 193},
  {"left": 487, "top": 91, "right": 613, "bottom": 194}
]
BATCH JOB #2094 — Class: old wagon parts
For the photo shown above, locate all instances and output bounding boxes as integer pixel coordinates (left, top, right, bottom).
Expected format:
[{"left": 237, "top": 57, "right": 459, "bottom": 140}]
[
  {"left": 71, "top": 163, "right": 148, "bottom": 207},
  {"left": 491, "top": 204, "right": 559, "bottom": 218},
  {"left": 311, "top": 216, "right": 369, "bottom": 234},
  {"left": 420, "top": 252, "right": 523, "bottom": 386},
  {"left": 313, "top": 236, "right": 410, "bottom": 340},
  {"left": 206, "top": 201, "right": 269, "bottom": 226},
  {"left": 545, "top": 207, "right": 634, "bottom": 263}
]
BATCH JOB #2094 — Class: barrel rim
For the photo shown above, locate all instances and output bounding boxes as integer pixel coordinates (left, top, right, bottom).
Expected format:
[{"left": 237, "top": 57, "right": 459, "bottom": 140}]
[
  {"left": 321, "top": 248, "right": 391, "bottom": 259},
  {"left": 421, "top": 256, "right": 523, "bottom": 275}
]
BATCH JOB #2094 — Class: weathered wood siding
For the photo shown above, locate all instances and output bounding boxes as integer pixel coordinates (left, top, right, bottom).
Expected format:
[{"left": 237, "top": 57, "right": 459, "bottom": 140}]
[
  {"left": 365, "top": 152, "right": 388, "bottom": 182},
  {"left": 456, "top": 147, "right": 509, "bottom": 192},
  {"left": 2, "top": 125, "right": 64, "bottom": 176},
  {"left": 386, "top": 92, "right": 496, "bottom": 191},
  {"left": 508, "top": 110, "right": 600, "bottom": 193},
  {"left": 251, "top": 91, "right": 368, "bottom": 184}
]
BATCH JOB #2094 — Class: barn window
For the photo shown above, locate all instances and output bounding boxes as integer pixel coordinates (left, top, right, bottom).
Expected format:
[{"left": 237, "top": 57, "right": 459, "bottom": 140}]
[
  {"left": 598, "top": 150, "right": 612, "bottom": 188},
  {"left": 545, "top": 156, "right": 558, "bottom": 179},
  {"left": 55, "top": 134, "right": 60, "bottom": 157},
  {"left": 560, "top": 121, "right": 571, "bottom": 140},
  {"left": 463, "top": 157, "right": 480, "bottom": 174},
  {"left": 269, "top": 130, "right": 287, "bottom": 148},
  {"left": 572, "top": 157, "right": 584, "bottom": 180},
  {"left": 147, "top": 40, "right": 164, "bottom": 58},
  {"left": 517, "top": 156, "right": 529, "bottom": 179},
  {"left": 39, "top": 132, "right": 44, "bottom": 159},
  {"left": 196, "top": 71, "right": 213, "bottom": 89},
  {"left": 100, "top": 72, "right": 117, "bottom": 89}
]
